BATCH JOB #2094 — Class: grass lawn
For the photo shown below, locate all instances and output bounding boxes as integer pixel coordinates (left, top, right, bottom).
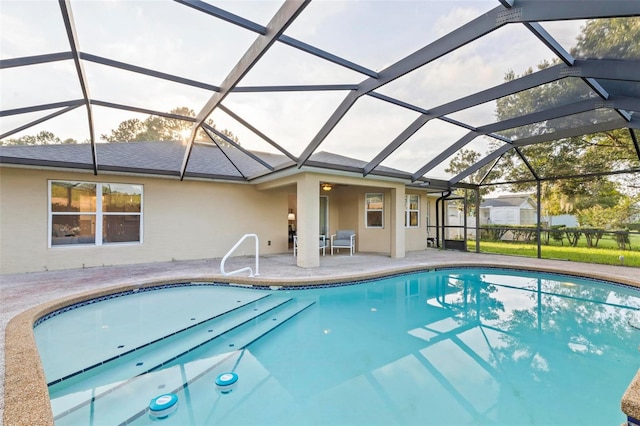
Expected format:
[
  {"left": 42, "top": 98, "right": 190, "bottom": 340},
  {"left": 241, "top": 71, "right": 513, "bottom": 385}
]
[{"left": 474, "top": 233, "right": 640, "bottom": 267}]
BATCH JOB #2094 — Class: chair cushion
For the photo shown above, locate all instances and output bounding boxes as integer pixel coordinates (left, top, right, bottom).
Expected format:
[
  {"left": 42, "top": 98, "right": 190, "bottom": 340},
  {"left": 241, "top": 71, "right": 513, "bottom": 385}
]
[{"left": 336, "top": 230, "right": 354, "bottom": 239}]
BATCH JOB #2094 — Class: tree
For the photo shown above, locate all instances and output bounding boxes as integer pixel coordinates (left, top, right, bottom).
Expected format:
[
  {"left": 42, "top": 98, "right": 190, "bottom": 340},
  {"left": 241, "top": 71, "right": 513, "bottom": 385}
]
[
  {"left": 446, "top": 18, "right": 640, "bottom": 214},
  {"left": 2, "top": 107, "right": 239, "bottom": 148},
  {"left": 1, "top": 130, "right": 78, "bottom": 146},
  {"left": 444, "top": 148, "right": 501, "bottom": 212},
  {"left": 572, "top": 17, "right": 640, "bottom": 59},
  {"left": 100, "top": 106, "right": 239, "bottom": 147},
  {"left": 100, "top": 119, "right": 147, "bottom": 142}
]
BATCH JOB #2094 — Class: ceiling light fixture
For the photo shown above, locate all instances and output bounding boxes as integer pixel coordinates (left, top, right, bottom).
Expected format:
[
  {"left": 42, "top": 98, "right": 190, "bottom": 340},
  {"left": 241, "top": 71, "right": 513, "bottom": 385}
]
[{"left": 321, "top": 183, "right": 333, "bottom": 191}]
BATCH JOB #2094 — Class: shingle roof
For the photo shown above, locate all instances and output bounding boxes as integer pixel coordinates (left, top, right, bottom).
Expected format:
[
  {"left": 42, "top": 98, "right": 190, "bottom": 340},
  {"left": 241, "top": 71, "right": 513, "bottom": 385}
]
[
  {"left": 0, "top": 141, "right": 268, "bottom": 179},
  {"left": 0, "top": 141, "right": 411, "bottom": 182}
]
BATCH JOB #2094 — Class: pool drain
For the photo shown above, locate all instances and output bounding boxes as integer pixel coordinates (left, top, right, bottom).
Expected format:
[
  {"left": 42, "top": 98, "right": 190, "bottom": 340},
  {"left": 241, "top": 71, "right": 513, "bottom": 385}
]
[{"left": 148, "top": 393, "right": 178, "bottom": 419}]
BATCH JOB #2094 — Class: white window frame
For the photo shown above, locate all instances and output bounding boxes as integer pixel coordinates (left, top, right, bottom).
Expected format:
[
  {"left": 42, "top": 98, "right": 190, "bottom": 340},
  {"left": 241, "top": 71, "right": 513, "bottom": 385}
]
[
  {"left": 48, "top": 180, "right": 143, "bottom": 248},
  {"left": 405, "top": 194, "right": 420, "bottom": 228},
  {"left": 365, "top": 193, "right": 384, "bottom": 229}
]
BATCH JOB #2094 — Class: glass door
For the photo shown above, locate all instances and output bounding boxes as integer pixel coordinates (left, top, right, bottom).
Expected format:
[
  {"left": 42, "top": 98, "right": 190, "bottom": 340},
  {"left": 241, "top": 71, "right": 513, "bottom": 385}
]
[{"left": 319, "top": 196, "right": 329, "bottom": 237}]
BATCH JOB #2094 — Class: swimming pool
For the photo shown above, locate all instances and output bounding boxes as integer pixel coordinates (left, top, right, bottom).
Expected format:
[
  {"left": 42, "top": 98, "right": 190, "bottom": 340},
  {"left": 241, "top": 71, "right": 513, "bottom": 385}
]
[{"left": 34, "top": 268, "right": 640, "bottom": 425}]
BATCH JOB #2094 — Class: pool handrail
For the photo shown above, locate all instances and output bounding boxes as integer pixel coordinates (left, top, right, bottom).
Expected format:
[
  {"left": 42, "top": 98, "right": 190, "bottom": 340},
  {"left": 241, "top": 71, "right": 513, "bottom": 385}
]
[{"left": 220, "top": 233, "right": 260, "bottom": 277}]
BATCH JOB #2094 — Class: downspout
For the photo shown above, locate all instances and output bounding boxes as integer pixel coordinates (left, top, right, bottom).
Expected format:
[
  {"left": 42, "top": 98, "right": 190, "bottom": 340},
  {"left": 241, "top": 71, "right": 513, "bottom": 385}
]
[
  {"left": 536, "top": 180, "right": 542, "bottom": 259},
  {"left": 435, "top": 191, "right": 451, "bottom": 248}
]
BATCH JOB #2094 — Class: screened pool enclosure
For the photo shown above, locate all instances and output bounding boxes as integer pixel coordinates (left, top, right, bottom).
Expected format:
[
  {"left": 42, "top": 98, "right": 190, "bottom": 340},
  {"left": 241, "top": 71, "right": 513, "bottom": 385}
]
[{"left": 1, "top": 0, "right": 639, "bottom": 256}]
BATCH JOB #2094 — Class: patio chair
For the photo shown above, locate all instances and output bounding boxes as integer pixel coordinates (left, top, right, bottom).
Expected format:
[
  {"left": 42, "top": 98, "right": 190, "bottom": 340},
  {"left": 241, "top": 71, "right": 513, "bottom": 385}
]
[
  {"left": 331, "top": 230, "right": 356, "bottom": 256},
  {"left": 293, "top": 235, "right": 328, "bottom": 256}
]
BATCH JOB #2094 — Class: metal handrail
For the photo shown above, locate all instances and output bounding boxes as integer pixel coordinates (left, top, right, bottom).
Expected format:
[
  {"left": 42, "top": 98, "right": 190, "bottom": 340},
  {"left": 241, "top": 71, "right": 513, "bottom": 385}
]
[{"left": 220, "top": 233, "right": 259, "bottom": 277}]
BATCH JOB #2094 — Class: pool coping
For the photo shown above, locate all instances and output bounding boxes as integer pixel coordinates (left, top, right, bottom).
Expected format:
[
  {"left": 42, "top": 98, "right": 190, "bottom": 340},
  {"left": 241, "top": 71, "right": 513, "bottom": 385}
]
[{"left": 4, "top": 261, "right": 640, "bottom": 426}]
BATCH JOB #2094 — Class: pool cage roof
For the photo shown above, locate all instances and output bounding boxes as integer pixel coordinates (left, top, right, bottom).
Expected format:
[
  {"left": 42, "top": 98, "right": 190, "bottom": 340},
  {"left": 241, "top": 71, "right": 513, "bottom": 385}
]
[{"left": 1, "top": 0, "right": 639, "bottom": 191}]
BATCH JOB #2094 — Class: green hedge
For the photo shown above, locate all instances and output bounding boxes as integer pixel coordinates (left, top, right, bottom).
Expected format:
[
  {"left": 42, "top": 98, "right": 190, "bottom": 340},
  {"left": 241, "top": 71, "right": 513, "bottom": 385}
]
[{"left": 478, "top": 224, "right": 636, "bottom": 250}]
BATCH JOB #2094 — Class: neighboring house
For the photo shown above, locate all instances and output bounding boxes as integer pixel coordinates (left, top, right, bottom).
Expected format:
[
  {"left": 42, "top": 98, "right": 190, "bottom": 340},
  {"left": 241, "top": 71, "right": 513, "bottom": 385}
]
[
  {"left": 0, "top": 141, "right": 445, "bottom": 274},
  {"left": 479, "top": 195, "right": 537, "bottom": 226}
]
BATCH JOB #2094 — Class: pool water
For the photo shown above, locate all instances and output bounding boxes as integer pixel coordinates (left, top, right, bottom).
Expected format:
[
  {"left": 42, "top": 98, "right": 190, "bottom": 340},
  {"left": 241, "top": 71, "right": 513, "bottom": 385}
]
[{"left": 35, "top": 268, "right": 640, "bottom": 425}]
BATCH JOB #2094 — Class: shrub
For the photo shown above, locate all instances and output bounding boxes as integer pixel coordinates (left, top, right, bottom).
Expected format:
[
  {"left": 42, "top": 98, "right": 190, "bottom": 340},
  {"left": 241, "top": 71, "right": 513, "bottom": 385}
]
[
  {"left": 563, "top": 228, "right": 582, "bottom": 247},
  {"left": 582, "top": 228, "right": 605, "bottom": 248},
  {"left": 614, "top": 230, "right": 631, "bottom": 250}
]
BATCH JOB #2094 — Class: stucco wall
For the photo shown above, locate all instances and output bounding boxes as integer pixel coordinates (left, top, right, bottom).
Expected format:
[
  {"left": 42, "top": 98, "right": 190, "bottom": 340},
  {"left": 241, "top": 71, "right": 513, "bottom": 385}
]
[
  {"left": 0, "top": 167, "right": 287, "bottom": 274},
  {"left": 313, "top": 185, "right": 433, "bottom": 254},
  {"left": 354, "top": 186, "right": 391, "bottom": 254}
]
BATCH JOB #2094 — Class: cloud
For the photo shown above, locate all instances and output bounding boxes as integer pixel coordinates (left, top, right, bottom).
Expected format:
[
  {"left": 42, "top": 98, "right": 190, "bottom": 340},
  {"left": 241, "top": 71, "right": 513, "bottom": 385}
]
[{"left": 432, "top": 5, "right": 490, "bottom": 39}]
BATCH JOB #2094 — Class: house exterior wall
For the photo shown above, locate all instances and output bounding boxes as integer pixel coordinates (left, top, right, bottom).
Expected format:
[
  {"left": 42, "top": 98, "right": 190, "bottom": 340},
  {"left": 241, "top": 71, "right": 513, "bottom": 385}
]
[
  {"left": 1, "top": 167, "right": 439, "bottom": 274},
  {"left": 545, "top": 214, "right": 578, "bottom": 227},
  {"left": 489, "top": 207, "right": 521, "bottom": 225},
  {"left": 355, "top": 186, "right": 391, "bottom": 253},
  {"left": 323, "top": 186, "right": 430, "bottom": 254},
  {"left": 519, "top": 207, "right": 537, "bottom": 225},
  {"left": 0, "top": 167, "right": 287, "bottom": 274}
]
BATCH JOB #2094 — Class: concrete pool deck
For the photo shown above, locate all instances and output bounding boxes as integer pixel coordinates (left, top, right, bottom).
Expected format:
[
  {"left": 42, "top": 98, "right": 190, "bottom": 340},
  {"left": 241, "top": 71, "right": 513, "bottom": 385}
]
[{"left": 2, "top": 249, "right": 639, "bottom": 425}]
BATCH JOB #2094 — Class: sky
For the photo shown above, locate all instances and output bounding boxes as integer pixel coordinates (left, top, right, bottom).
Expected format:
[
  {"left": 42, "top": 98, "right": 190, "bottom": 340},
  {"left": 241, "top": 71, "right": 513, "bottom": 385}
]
[{"left": 0, "top": 0, "right": 585, "bottom": 179}]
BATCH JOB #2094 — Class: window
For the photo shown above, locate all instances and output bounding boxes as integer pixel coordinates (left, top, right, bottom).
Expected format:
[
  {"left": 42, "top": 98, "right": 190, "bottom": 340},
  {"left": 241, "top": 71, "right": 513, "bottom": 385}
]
[
  {"left": 405, "top": 194, "right": 419, "bottom": 228},
  {"left": 49, "top": 180, "right": 142, "bottom": 246},
  {"left": 365, "top": 193, "right": 383, "bottom": 228}
]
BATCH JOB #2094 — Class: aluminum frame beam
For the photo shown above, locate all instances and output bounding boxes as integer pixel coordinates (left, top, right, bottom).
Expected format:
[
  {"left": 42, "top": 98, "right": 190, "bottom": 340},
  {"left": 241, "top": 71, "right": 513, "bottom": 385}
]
[
  {"left": 80, "top": 53, "right": 220, "bottom": 92},
  {"left": 173, "top": 0, "right": 378, "bottom": 78},
  {"left": 449, "top": 117, "right": 639, "bottom": 185},
  {"left": 202, "top": 123, "right": 274, "bottom": 172},
  {"left": 233, "top": 84, "right": 359, "bottom": 93},
  {"left": 483, "top": 167, "right": 640, "bottom": 187},
  {"left": 297, "top": 5, "right": 508, "bottom": 168},
  {"left": 298, "top": 0, "right": 638, "bottom": 170},
  {"left": 515, "top": 147, "right": 539, "bottom": 180},
  {"left": 521, "top": 16, "right": 633, "bottom": 122},
  {"left": 412, "top": 96, "right": 634, "bottom": 181},
  {"left": 298, "top": 0, "right": 639, "bottom": 169},
  {"left": 363, "top": 58, "right": 640, "bottom": 176},
  {"left": 477, "top": 98, "right": 607, "bottom": 135},
  {"left": 450, "top": 145, "right": 511, "bottom": 185},
  {"left": 59, "top": 0, "right": 98, "bottom": 174},
  {"left": 513, "top": 1, "right": 640, "bottom": 21},
  {"left": 174, "top": 0, "right": 266, "bottom": 34},
  {"left": 524, "top": 22, "right": 574, "bottom": 66},
  {"left": 412, "top": 131, "right": 479, "bottom": 181},
  {"left": 218, "top": 105, "right": 298, "bottom": 162},
  {"left": 0, "top": 105, "right": 83, "bottom": 140},
  {"left": 179, "top": 0, "right": 310, "bottom": 180},
  {"left": 0, "top": 52, "right": 73, "bottom": 69},
  {"left": 90, "top": 100, "right": 197, "bottom": 123},
  {"left": 201, "top": 127, "right": 248, "bottom": 180},
  {"left": 0, "top": 100, "right": 84, "bottom": 117},
  {"left": 512, "top": 118, "right": 633, "bottom": 148},
  {"left": 363, "top": 115, "right": 431, "bottom": 176}
]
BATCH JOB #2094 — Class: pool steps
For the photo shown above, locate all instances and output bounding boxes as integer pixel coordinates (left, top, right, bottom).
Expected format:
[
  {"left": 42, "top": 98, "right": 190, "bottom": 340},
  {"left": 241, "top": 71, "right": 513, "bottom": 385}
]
[
  {"left": 49, "top": 295, "right": 315, "bottom": 423},
  {"left": 40, "top": 287, "right": 271, "bottom": 385},
  {"left": 47, "top": 294, "right": 270, "bottom": 386}
]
